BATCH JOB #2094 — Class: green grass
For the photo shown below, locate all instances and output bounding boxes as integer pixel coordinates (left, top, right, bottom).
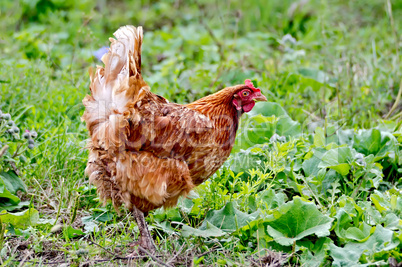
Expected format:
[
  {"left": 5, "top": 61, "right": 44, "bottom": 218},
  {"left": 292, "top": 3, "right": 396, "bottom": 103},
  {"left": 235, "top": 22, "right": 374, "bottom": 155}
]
[{"left": 0, "top": 0, "right": 401, "bottom": 266}]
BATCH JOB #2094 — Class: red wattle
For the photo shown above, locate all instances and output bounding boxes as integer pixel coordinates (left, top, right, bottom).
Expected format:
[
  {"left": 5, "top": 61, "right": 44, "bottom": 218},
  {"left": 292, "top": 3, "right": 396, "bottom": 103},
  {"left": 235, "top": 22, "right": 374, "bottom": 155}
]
[{"left": 242, "top": 101, "right": 255, "bottom": 112}]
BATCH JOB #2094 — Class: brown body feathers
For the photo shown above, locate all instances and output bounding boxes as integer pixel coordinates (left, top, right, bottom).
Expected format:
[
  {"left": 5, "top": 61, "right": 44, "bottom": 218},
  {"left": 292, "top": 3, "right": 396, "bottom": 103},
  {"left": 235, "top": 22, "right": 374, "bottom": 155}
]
[{"left": 82, "top": 26, "right": 252, "bottom": 212}]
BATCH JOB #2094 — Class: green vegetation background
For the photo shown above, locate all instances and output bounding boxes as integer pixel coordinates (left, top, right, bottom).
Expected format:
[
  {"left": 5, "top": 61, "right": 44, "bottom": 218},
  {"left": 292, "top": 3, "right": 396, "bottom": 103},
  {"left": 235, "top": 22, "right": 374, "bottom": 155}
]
[{"left": 0, "top": 0, "right": 401, "bottom": 266}]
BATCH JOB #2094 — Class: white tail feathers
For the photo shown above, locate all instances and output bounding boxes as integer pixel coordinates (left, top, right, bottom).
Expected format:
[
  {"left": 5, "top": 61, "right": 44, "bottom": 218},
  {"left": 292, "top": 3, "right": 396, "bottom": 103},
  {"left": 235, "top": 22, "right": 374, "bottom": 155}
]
[
  {"left": 83, "top": 25, "right": 145, "bottom": 152},
  {"left": 112, "top": 26, "right": 143, "bottom": 76},
  {"left": 91, "top": 25, "right": 143, "bottom": 109}
]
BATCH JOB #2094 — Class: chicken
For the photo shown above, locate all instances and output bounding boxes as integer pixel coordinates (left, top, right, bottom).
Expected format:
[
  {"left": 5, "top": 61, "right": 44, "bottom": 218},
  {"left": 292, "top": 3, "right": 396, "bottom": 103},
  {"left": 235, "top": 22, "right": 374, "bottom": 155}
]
[{"left": 82, "top": 25, "right": 267, "bottom": 254}]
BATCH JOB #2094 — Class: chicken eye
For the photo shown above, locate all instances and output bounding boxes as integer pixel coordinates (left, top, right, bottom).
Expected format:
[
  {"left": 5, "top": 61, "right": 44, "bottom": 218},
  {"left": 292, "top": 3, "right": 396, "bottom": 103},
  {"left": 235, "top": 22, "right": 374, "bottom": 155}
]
[{"left": 242, "top": 91, "right": 250, "bottom": 97}]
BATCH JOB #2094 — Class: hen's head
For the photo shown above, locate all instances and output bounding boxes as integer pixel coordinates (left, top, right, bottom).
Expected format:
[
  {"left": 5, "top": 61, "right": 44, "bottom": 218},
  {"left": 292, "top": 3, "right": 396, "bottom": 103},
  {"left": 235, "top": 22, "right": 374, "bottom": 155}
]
[{"left": 232, "top": 79, "right": 267, "bottom": 113}]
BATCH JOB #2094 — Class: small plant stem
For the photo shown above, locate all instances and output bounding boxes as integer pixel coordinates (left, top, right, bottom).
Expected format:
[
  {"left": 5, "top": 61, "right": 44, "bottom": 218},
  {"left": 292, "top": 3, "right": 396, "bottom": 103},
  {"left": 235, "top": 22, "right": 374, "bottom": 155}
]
[
  {"left": 137, "top": 246, "right": 173, "bottom": 267},
  {"left": 302, "top": 176, "right": 324, "bottom": 209},
  {"left": 386, "top": 0, "right": 400, "bottom": 69},
  {"left": 384, "top": 79, "right": 402, "bottom": 119},
  {"left": 9, "top": 161, "right": 21, "bottom": 176},
  {"left": 390, "top": 110, "right": 402, "bottom": 121},
  {"left": 54, "top": 195, "right": 63, "bottom": 228},
  {"left": 166, "top": 243, "right": 185, "bottom": 265},
  {"left": 291, "top": 240, "right": 297, "bottom": 263},
  {"left": 89, "top": 240, "right": 122, "bottom": 259},
  {"left": 0, "top": 217, "right": 5, "bottom": 251},
  {"left": 11, "top": 143, "right": 22, "bottom": 158},
  {"left": 17, "top": 251, "right": 32, "bottom": 267},
  {"left": 70, "top": 193, "right": 80, "bottom": 224},
  {"left": 336, "top": 82, "right": 343, "bottom": 120},
  {"left": 351, "top": 173, "right": 367, "bottom": 199},
  {"left": 0, "top": 144, "right": 9, "bottom": 158}
]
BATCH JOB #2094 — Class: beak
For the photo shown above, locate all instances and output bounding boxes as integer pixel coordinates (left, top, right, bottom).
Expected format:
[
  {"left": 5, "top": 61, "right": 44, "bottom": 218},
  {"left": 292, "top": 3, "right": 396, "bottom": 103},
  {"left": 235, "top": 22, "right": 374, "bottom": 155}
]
[{"left": 253, "top": 92, "right": 267, "bottom": 102}]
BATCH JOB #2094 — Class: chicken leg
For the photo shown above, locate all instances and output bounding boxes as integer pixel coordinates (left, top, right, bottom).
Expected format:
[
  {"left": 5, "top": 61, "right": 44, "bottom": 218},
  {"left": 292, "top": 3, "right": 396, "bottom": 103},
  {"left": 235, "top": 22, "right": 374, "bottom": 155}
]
[{"left": 132, "top": 206, "right": 156, "bottom": 255}]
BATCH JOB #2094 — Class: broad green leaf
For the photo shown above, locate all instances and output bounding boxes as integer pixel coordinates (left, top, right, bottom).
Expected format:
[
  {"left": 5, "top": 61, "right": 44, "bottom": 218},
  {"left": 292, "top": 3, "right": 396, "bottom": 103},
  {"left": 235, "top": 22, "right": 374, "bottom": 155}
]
[
  {"left": 299, "top": 237, "right": 332, "bottom": 267},
  {"left": 201, "top": 201, "right": 260, "bottom": 232},
  {"left": 0, "top": 208, "right": 39, "bottom": 229},
  {"left": 90, "top": 208, "right": 114, "bottom": 222},
  {"left": 1, "top": 201, "right": 29, "bottom": 212},
  {"left": 64, "top": 226, "right": 85, "bottom": 238},
  {"left": 383, "top": 213, "right": 400, "bottom": 230},
  {"left": 37, "top": 217, "right": 56, "bottom": 225},
  {"left": 301, "top": 148, "right": 326, "bottom": 177},
  {"left": 286, "top": 71, "right": 330, "bottom": 94},
  {"left": 297, "top": 68, "right": 331, "bottom": 84},
  {"left": 337, "top": 129, "right": 355, "bottom": 146},
  {"left": 395, "top": 196, "right": 402, "bottom": 212},
  {"left": 276, "top": 116, "right": 301, "bottom": 137},
  {"left": 0, "top": 171, "right": 26, "bottom": 195},
  {"left": 358, "top": 201, "right": 383, "bottom": 226},
  {"left": 155, "top": 221, "right": 176, "bottom": 235},
  {"left": 266, "top": 197, "right": 333, "bottom": 246},
  {"left": 333, "top": 205, "right": 363, "bottom": 241},
  {"left": 245, "top": 219, "right": 275, "bottom": 246},
  {"left": 0, "top": 188, "right": 21, "bottom": 207},
  {"left": 226, "top": 146, "right": 265, "bottom": 174},
  {"left": 248, "top": 102, "right": 287, "bottom": 117},
  {"left": 153, "top": 206, "right": 182, "bottom": 222},
  {"left": 237, "top": 114, "right": 276, "bottom": 149},
  {"left": 370, "top": 191, "right": 390, "bottom": 214},
  {"left": 314, "top": 127, "right": 326, "bottom": 147},
  {"left": 318, "top": 147, "right": 353, "bottom": 175},
  {"left": 234, "top": 102, "right": 301, "bottom": 151},
  {"left": 319, "top": 147, "right": 353, "bottom": 165},
  {"left": 0, "top": 178, "right": 4, "bottom": 194},
  {"left": 320, "top": 169, "right": 339, "bottom": 193},
  {"left": 328, "top": 163, "right": 350, "bottom": 176},
  {"left": 354, "top": 129, "right": 381, "bottom": 155},
  {"left": 353, "top": 129, "right": 397, "bottom": 161},
  {"left": 81, "top": 216, "right": 99, "bottom": 233},
  {"left": 344, "top": 222, "right": 374, "bottom": 242},
  {"left": 181, "top": 221, "right": 226, "bottom": 238},
  {"left": 258, "top": 188, "right": 288, "bottom": 210},
  {"left": 330, "top": 225, "right": 400, "bottom": 266},
  {"left": 179, "top": 197, "right": 195, "bottom": 214}
]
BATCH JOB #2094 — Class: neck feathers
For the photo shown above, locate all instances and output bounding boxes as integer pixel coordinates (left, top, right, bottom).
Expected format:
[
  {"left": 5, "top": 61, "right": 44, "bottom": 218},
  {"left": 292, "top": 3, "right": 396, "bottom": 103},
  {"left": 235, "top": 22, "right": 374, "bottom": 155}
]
[
  {"left": 185, "top": 85, "right": 246, "bottom": 119},
  {"left": 186, "top": 85, "right": 246, "bottom": 148}
]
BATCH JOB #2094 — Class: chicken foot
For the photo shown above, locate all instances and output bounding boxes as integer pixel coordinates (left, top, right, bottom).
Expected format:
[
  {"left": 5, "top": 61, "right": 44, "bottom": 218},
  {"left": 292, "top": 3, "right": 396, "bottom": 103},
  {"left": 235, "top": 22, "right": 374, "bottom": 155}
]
[{"left": 130, "top": 206, "right": 157, "bottom": 255}]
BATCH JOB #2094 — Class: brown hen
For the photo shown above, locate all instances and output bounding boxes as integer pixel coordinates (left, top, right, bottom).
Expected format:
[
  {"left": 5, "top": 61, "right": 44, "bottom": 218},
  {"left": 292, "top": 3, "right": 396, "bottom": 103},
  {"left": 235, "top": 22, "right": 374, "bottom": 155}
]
[{"left": 82, "top": 25, "right": 267, "bottom": 254}]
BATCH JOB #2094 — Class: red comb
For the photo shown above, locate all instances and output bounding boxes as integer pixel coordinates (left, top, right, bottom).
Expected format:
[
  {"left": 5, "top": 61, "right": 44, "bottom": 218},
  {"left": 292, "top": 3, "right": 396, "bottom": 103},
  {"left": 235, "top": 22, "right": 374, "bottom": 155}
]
[{"left": 245, "top": 79, "right": 260, "bottom": 92}]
